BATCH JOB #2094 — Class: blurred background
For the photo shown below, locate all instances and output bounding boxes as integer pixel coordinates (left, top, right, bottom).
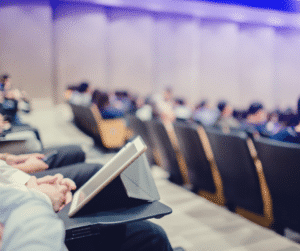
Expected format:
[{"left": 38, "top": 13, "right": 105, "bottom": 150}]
[{"left": 2, "top": 0, "right": 300, "bottom": 110}]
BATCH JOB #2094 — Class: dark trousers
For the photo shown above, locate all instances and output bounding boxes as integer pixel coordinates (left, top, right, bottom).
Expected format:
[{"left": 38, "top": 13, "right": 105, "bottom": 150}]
[
  {"left": 41, "top": 145, "right": 86, "bottom": 170},
  {"left": 65, "top": 221, "right": 173, "bottom": 251},
  {"left": 35, "top": 164, "right": 173, "bottom": 251}
]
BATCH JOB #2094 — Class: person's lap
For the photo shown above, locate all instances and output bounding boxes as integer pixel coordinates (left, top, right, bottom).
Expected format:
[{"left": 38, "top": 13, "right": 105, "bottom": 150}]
[
  {"left": 41, "top": 145, "right": 86, "bottom": 170},
  {"left": 65, "top": 221, "right": 172, "bottom": 251}
]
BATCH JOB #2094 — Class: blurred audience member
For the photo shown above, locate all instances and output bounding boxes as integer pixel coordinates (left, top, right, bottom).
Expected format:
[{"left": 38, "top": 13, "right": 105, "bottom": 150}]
[
  {"left": 0, "top": 74, "right": 11, "bottom": 92},
  {"left": 111, "top": 91, "right": 134, "bottom": 114},
  {"left": 93, "top": 92, "right": 124, "bottom": 119},
  {"left": 217, "top": 101, "right": 240, "bottom": 130},
  {"left": 153, "top": 87, "right": 175, "bottom": 124},
  {"left": 69, "top": 82, "right": 92, "bottom": 106},
  {"left": 0, "top": 75, "right": 31, "bottom": 124},
  {"left": 241, "top": 102, "right": 269, "bottom": 137},
  {"left": 271, "top": 115, "right": 300, "bottom": 144},
  {"left": 266, "top": 111, "right": 283, "bottom": 135},
  {"left": 193, "top": 100, "right": 220, "bottom": 126},
  {"left": 174, "top": 98, "right": 192, "bottom": 122},
  {"left": 2, "top": 90, "right": 21, "bottom": 125},
  {"left": 136, "top": 97, "right": 153, "bottom": 121},
  {"left": 64, "top": 84, "right": 78, "bottom": 101}
]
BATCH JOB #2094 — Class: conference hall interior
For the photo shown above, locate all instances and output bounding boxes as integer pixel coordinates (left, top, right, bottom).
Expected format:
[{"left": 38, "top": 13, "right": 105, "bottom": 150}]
[{"left": 3, "top": 0, "right": 300, "bottom": 250}]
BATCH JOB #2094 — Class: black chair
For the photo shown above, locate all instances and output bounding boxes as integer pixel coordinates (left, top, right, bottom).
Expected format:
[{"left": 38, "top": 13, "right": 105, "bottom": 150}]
[
  {"left": 205, "top": 128, "right": 273, "bottom": 227},
  {"left": 127, "top": 116, "right": 156, "bottom": 165},
  {"left": 254, "top": 137, "right": 300, "bottom": 233},
  {"left": 69, "top": 103, "right": 126, "bottom": 150},
  {"left": 146, "top": 120, "right": 189, "bottom": 186},
  {"left": 173, "top": 122, "right": 225, "bottom": 205}
]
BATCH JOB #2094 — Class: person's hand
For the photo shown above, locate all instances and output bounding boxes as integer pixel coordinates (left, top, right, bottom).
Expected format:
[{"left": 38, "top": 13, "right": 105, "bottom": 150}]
[
  {"left": 26, "top": 176, "right": 68, "bottom": 212},
  {"left": 36, "top": 174, "right": 76, "bottom": 211},
  {"left": 6, "top": 153, "right": 45, "bottom": 165}
]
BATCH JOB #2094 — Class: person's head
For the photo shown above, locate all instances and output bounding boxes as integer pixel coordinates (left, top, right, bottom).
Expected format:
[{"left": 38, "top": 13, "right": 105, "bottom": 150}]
[
  {"left": 175, "top": 98, "right": 185, "bottom": 106},
  {"left": 0, "top": 74, "right": 11, "bottom": 90},
  {"left": 78, "top": 82, "right": 89, "bottom": 93},
  {"left": 163, "top": 87, "right": 173, "bottom": 102},
  {"left": 196, "top": 100, "right": 208, "bottom": 110},
  {"left": 0, "top": 74, "right": 10, "bottom": 84},
  {"left": 247, "top": 102, "right": 267, "bottom": 123},
  {"left": 95, "top": 92, "right": 109, "bottom": 109},
  {"left": 217, "top": 101, "right": 233, "bottom": 117},
  {"left": 91, "top": 89, "right": 102, "bottom": 103}
]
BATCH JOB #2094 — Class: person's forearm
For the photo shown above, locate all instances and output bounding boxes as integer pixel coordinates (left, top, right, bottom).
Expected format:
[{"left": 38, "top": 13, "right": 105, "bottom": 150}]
[{"left": 11, "top": 162, "right": 45, "bottom": 174}]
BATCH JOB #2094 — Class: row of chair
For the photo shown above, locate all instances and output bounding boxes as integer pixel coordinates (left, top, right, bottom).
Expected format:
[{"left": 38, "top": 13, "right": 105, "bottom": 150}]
[{"left": 129, "top": 116, "right": 300, "bottom": 235}]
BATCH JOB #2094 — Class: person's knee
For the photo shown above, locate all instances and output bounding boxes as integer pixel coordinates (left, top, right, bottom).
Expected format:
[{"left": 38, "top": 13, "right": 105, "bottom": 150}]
[
  {"left": 126, "top": 221, "right": 172, "bottom": 251},
  {"left": 144, "top": 222, "right": 171, "bottom": 249}
]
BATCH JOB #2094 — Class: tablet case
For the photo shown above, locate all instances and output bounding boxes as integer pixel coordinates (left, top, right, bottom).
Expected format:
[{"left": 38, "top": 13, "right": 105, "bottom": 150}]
[{"left": 58, "top": 153, "right": 172, "bottom": 241}]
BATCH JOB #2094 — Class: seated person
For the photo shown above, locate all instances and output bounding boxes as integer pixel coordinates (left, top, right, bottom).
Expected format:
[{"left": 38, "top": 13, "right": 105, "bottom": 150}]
[
  {"left": 265, "top": 111, "right": 283, "bottom": 135},
  {"left": 69, "top": 82, "right": 92, "bottom": 106},
  {"left": 93, "top": 91, "right": 124, "bottom": 119},
  {"left": 0, "top": 75, "right": 31, "bottom": 125},
  {"left": 111, "top": 91, "right": 135, "bottom": 115},
  {"left": 0, "top": 74, "right": 11, "bottom": 92},
  {"left": 270, "top": 115, "right": 300, "bottom": 144},
  {"left": 152, "top": 88, "right": 176, "bottom": 125},
  {"left": 0, "top": 151, "right": 173, "bottom": 251},
  {"left": 135, "top": 96, "right": 153, "bottom": 121},
  {"left": 174, "top": 98, "right": 192, "bottom": 122},
  {"left": 216, "top": 101, "right": 240, "bottom": 131},
  {"left": 241, "top": 102, "right": 269, "bottom": 138},
  {"left": 192, "top": 100, "right": 220, "bottom": 126}
]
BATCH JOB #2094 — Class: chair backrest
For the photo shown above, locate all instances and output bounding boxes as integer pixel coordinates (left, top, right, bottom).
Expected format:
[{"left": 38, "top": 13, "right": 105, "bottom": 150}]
[
  {"left": 69, "top": 103, "right": 97, "bottom": 136},
  {"left": 254, "top": 138, "right": 300, "bottom": 232},
  {"left": 127, "top": 115, "right": 156, "bottom": 165},
  {"left": 70, "top": 103, "right": 125, "bottom": 149},
  {"left": 146, "top": 120, "right": 184, "bottom": 185},
  {"left": 173, "top": 122, "right": 215, "bottom": 194},
  {"left": 90, "top": 104, "right": 126, "bottom": 149},
  {"left": 205, "top": 128, "right": 264, "bottom": 215}
]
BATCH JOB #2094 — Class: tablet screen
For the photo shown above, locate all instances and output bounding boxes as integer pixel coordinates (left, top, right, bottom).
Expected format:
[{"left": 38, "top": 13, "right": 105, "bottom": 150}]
[{"left": 69, "top": 137, "right": 146, "bottom": 217}]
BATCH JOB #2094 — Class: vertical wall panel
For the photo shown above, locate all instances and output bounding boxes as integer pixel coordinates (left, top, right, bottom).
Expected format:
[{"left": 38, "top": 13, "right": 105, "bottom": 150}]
[
  {"left": 108, "top": 9, "right": 153, "bottom": 96},
  {"left": 153, "top": 15, "right": 177, "bottom": 93},
  {"left": 238, "top": 25, "right": 275, "bottom": 109},
  {"left": 173, "top": 18, "right": 201, "bottom": 104},
  {"left": 0, "top": 5, "right": 52, "bottom": 98},
  {"left": 55, "top": 5, "right": 108, "bottom": 98},
  {"left": 198, "top": 20, "right": 240, "bottom": 107},
  {"left": 274, "top": 28, "right": 300, "bottom": 110}
]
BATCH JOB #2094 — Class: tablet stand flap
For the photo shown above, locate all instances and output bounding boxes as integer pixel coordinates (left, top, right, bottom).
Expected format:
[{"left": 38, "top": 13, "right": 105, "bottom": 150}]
[{"left": 120, "top": 153, "right": 160, "bottom": 201}]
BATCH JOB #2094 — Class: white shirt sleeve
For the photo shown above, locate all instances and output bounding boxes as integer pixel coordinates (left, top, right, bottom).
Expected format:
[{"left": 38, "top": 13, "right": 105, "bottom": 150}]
[
  {"left": 0, "top": 160, "right": 31, "bottom": 185},
  {"left": 0, "top": 186, "right": 67, "bottom": 251}
]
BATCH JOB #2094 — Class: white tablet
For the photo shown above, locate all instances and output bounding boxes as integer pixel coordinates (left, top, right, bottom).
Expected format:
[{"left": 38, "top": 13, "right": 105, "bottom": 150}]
[{"left": 68, "top": 136, "right": 147, "bottom": 217}]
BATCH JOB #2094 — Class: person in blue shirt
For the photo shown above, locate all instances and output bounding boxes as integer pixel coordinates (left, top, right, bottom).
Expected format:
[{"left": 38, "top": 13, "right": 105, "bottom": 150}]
[
  {"left": 93, "top": 90, "right": 124, "bottom": 119},
  {"left": 271, "top": 115, "right": 300, "bottom": 144},
  {"left": 241, "top": 102, "right": 270, "bottom": 138}
]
